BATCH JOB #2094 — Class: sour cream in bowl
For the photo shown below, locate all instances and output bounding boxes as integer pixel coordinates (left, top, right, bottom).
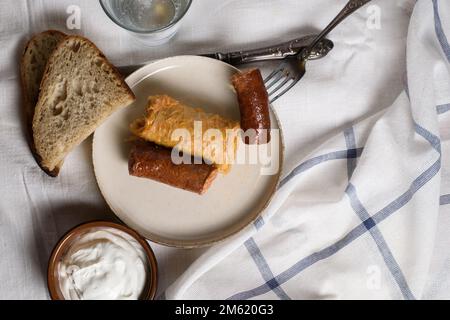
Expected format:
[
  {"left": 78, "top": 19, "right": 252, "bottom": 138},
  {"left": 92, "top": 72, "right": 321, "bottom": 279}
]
[{"left": 48, "top": 221, "right": 158, "bottom": 300}]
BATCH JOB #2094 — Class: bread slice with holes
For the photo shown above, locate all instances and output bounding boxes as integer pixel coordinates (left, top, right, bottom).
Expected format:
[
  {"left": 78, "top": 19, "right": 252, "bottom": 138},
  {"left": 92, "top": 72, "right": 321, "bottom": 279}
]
[
  {"left": 32, "top": 35, "right": 136, "bottom": 176},
  {"left": 20, "top": 30, "right": 67, "bottom": 176}
]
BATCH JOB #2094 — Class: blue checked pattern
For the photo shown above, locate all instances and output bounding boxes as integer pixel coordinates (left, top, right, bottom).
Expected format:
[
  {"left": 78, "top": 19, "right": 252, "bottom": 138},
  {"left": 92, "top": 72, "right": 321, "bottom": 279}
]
[
  {"left": 253, "top": 147, "right": 364, "bottom": 230},
  {"left": 231, "top": 120, "right": 441, "bottom": 300},
  {"left": 346, "top": 184, "right": 415, "bottom": 299},
  {"left": 344, "top": 128, "right": 414, "bottom": 299},
  {"left": 244, "top": 238, "right": 291, "bottom": 300}
]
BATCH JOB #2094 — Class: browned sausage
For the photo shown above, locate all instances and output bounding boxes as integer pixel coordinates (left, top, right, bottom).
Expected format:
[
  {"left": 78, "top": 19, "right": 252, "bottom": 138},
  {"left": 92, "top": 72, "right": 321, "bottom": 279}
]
[
  {"left": 232, "top": 69, "right": 271, "bottom": 144},
  {"left": 128, "top": 140, "right": 218, "bottom": 195}
]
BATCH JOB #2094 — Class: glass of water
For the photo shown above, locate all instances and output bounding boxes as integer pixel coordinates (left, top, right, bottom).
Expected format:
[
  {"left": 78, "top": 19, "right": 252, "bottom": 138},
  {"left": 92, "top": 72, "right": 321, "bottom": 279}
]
[{"left": 100, "top": 0, "right": 192, "bottom": 46}]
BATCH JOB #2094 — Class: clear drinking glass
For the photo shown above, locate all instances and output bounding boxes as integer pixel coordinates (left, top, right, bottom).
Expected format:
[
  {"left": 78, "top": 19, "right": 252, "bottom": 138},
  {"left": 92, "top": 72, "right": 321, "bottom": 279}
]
[{"left": 99, "top": 0, "right": 192, "bottom": 46}]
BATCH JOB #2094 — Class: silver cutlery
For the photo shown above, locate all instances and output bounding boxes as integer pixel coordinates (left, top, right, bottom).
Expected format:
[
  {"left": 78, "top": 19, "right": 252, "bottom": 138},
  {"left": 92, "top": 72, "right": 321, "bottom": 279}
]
[
  {"left": 202, "top": 35, "right": 333, "bottom": 65},
  {"left": 265, "top": 0, "right": 372, "bottom": 103},
  {"left": 117, "top": 35, "right": 334, "bottom": 77}
]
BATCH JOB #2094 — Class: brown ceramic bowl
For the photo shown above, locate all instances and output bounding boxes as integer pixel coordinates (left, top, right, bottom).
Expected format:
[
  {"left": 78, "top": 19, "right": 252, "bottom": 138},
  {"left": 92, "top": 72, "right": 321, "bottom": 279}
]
[{"left": 47, "top": 221, "right": 158, "bottom": 300}]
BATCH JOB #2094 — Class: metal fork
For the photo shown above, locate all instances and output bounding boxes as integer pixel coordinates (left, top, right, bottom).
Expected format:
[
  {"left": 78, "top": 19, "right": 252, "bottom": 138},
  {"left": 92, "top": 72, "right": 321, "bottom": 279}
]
[
  {"left": 265, "top": 0, "right": 372, "bottom": 103},
  {"left": 264, "top": 50, "right": 308, "bottom": 103}
]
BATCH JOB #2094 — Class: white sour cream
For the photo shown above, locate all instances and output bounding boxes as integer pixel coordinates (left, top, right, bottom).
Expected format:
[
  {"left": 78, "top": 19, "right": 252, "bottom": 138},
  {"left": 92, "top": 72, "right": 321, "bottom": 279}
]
[{"left": 58, "top": 227, "right": 148, "bottom": 300}]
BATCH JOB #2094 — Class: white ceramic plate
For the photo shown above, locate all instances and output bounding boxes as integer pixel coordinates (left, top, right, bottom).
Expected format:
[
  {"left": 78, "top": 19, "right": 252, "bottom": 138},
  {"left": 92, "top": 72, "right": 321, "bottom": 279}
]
[{"left": 93, "top": 56, "right": 283, "bottom": 248}]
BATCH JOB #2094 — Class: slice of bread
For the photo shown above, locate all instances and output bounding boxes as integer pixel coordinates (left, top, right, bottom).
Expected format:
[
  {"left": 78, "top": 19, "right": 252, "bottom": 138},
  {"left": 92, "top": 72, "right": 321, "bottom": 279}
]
[
  {"left": 32, "top": 35, "right": 136, "bottom": 176},
  {"left": 20, "top": 30, "right": 67, "bottom": 176}
]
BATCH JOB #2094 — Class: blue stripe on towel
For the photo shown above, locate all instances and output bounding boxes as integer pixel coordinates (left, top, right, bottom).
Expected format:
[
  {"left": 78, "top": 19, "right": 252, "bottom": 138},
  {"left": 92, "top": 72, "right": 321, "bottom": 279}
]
[
  {"left": 414, "top": 122, "right": 441, "bottom": 153},
  {"left": 372, "top": 158, "right": 441, "bottom": 225},
  {"left": 228, "top": 222, "right": 368, "bottom": 300},
  {"left": 433, "top": 0, "right": 450, "bottom": 63},
  {"left": 440, "top": 194, "right": 450, "bottom": 205},
  {"left": 279, "top": 148, "right": 364, "bottom": 189},
  {"left": 254, "top": 147, "right": 364, "bottom": 230},
  {"left": 344, "top": 127, "right": 358, "bottom": 179},
  {"left": 228, "top": 124, "right": 441, "bottom": 300},
  {"left": 253, "top": 217, "right": 265, "bottom": 230},
  {"left": 229, "top": 158, "right": 439, "bottom": 300},
  {"left": 244, "top": 238, "right": 291, "bottom": 300},
  {"left": 437, "top": 103, "right": 450, "bottom": 115},
  {"left": 346, "top": 184, "right": 415, "bottom": 300}
]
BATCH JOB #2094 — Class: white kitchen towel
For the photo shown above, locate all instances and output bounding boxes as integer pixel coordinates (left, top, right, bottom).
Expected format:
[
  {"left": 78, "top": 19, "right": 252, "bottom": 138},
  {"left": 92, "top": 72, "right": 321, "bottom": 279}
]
[{"left": 165, "top": 0, "right": 450, "bottom": 300}]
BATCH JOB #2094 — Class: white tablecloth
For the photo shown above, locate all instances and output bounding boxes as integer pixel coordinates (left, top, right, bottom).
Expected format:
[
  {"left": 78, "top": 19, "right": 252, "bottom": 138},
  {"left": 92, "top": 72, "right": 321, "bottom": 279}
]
[{"left": 1, "top": 0, "right": 449, "bottom": 300}]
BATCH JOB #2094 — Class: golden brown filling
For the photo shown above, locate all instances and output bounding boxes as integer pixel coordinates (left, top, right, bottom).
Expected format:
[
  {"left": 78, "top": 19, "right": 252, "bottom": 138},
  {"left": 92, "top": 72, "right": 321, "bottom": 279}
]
[{"left": 130, "top": 95, "right": 240, "bottom": 174}]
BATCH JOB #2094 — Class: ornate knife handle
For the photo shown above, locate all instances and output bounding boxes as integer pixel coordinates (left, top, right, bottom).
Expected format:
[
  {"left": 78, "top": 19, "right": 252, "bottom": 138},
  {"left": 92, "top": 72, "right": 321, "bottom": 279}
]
[
  {"left": 302, "top": 0, "right": 372, "bottom": 58},
  {"left": 205, "top": 35, "right": 334, "bottom": 65},
  {"left": 346, "top": 0, "right": 373, "bottom": 11},
  {"left": 118, "top": 35, "right": 334, "bottom": 76}
]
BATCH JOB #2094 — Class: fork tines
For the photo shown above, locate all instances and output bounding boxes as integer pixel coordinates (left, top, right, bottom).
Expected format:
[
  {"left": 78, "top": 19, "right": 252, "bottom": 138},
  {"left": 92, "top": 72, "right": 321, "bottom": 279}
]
[{"left": 264, "top": 62, "right": 303, "bottom": 103}]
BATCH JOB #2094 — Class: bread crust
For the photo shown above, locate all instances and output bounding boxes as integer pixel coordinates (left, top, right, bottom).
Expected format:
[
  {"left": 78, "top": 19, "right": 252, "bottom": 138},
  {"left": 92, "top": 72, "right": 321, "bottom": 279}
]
[
  {"left": 37, "top": 35, "right": 135, "bottom": 108},
  {"left": 32, "top": 34, "right": 136, "bottom": 175},
  {"left": 20, "top": 30, "right": 67, "bottom": 177}
]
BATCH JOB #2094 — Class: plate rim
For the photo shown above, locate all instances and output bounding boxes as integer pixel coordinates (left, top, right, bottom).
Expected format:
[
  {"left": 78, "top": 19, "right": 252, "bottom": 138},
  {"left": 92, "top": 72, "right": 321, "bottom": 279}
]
[{"left": 93, "top": 55, "right": 285, "bottom": 248}]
